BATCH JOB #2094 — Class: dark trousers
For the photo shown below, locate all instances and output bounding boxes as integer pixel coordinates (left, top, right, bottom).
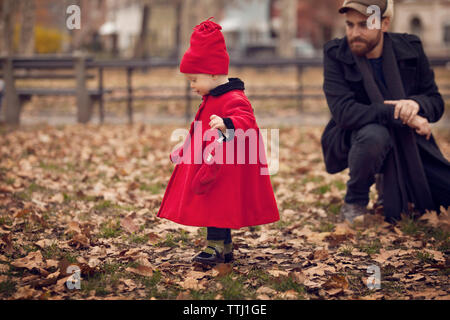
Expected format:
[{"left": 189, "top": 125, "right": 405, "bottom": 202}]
[
  {"left": 345, "top": 123, "right": 450, "bottom": 209},
  {"left": 345, "top": 124, "right": 392, "bottom": 206},
  {"left": 207, "top": 227, "right": 232, "bottom": 244}
]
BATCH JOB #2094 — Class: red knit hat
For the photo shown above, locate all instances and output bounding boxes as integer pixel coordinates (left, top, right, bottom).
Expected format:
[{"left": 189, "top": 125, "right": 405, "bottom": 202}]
[{"left": 180, "top": 17, "right": 229, "bottom": 75}]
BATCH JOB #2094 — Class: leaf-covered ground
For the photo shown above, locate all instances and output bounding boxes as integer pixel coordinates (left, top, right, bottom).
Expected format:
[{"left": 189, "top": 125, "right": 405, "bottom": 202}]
[{"left": 0, "top": 123, "right": 449, "bottom": 300}]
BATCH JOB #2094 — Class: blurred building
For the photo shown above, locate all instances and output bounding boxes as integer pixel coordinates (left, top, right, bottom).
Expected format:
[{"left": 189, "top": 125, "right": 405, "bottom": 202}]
[
  {"left": 35, "top": 0, "right": 108, "bottom": 52},
  {"left": 2, "top": 0, "right": 448, "bottom": 58},
  {"left": 220, "top": 0, "right": 275, "bottom": 58},
  {"left": 391, "top": 0, "right": 450, "bottom": 56}
]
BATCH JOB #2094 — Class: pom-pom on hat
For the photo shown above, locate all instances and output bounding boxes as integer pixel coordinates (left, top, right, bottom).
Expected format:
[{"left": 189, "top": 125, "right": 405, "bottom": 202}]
[{"left": 180, "top": 17, "right": 229, "bottom": 75}]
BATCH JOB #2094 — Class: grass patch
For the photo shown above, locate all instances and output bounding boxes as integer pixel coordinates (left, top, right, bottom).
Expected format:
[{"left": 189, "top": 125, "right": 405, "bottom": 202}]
[
  {"left": 98, "top": 219, "right": 122, "bottom": 239},
  {"left": 313, "top": 184, "right": 331, "bottom": 195},
  {"left": 41, "top": 242, "right": 62, "bottom": 260},
  {"left": 271, "top": 276, "right": 305, "bottom": 297},
  {"left": 0, "top": 279, "right": 17, "bottom": 297},
  {"left": 333, "top": 180, "right": 346, "bottom": 191},
  {"left": 128, "top": 233, "right": 148, "bottom": 244},
  {"left": 94, "top": 200, "right": 114, "bottom": 211},
  {"left": 38, "top": 161, "right": 64, "bottom": 172},
  {"left": 399, "top": 215, "right": 450, "bottom": 252},
  {"left": 302, "top": 175, "right": 324, "bottom": 184},
  {"left": 139, "top": 182, "right": 165, "bottom": 194},
  {"left": 219, "top": 272, "right": 248, "bottom": 300},
  {"left": 358, "top": 239, "right": 382, "bottom": 256},
  {"left": 155, "top": 234, "right": 178, "bottom": 248},
  {"left": 313, "top": 221, "right": 335, "bottom": 233},
  {"left": 338, "top": 245, "right": 354, "bottom": 256},
  {"left": 415, "top": 251, "right": 435, "bottom": 264}
]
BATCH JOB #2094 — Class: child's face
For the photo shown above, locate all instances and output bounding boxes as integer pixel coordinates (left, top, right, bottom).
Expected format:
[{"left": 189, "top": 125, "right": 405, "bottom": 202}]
[{"left": 185, "top": 74, "right": 217, "bottom": 96}]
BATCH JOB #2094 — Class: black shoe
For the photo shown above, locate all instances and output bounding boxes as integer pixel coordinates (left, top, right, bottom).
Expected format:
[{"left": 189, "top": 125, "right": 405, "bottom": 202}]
[
  {"left": 340, "top": 202, "right": 367, "bottom": 223},
  {"left": 192, "top": 246, "right": 225, "bottom": 265},
  {"left": 224, "top": 252, "right": 234, "bottom": 263}
]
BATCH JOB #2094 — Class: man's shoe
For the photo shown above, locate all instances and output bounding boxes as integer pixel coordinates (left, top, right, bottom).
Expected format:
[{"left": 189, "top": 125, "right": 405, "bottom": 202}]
[
  {"left": 340, "top": 202, "right": 367, "bottom": 223},
  {"left": 192, "top": 246, "right": 225, "bottom": 265}
]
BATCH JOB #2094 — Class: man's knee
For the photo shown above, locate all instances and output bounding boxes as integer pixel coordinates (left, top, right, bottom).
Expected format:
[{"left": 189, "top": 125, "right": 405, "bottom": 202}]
[{"left": 351, "top": 124, "right": 391, "bottom": 157}]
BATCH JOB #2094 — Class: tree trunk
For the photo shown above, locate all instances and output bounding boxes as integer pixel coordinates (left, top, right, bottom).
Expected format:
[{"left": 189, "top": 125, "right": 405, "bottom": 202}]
[
  {"left": 278, "top": 0, "right": 297, "bottom": 58},
  {"left": 19, "top": 0, "right": 36, "bottom": 55},
  {"left": 134, "top": 2, "right": 151, "bottom": 59},
  {"left": 1, "top": 0, "right": 16, "bottom": 55}
]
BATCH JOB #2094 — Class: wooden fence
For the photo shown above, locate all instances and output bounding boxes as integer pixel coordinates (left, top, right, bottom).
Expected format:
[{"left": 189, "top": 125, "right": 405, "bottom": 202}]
[{"left": 1, "top": 55, "right": 449, "bottom": 125}]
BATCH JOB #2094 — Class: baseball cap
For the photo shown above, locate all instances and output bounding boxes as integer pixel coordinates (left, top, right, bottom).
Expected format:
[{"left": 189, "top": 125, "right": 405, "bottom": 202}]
[{"left": 339, "top": 0, "right": 389, "bottom": 17}]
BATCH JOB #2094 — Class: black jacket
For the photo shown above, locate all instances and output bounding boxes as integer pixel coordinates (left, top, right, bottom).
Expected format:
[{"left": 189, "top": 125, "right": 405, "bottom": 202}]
[{"left": 321, "top": 32, "right": 446, "bottom": 174}]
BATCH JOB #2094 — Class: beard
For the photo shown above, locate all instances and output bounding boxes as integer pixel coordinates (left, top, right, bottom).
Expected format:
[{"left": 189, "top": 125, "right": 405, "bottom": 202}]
[{"left": 348, "top": 31, "right": 382, "bottom": 56}]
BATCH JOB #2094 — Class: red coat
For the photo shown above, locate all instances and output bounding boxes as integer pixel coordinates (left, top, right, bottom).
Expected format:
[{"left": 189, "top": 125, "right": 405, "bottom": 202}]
[{"left": 157, "top": 79, "right": 279, "bottom": 229}]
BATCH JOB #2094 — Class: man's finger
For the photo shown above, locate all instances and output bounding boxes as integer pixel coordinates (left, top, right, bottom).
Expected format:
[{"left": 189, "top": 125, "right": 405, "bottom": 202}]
[
  {"left": 407, "top": 109, "right": 418, "bottom": 124},
  {"left": 394, "top": 104, "right": 402, "bottom": 119},
  {"left": 384, "top": 100, "right": 398, "bottom": 105},
  {"left": 210, "top": 114, "right": 218, "bottom": 120},
  {"left": 401, "top": 108, "right": 411, "bottom": 124}
]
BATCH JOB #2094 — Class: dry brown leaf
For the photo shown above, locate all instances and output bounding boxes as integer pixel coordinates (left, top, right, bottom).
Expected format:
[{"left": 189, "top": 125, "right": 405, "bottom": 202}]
[
  {"left": 147, "top": 232, "right": 161, "bottom": 245},
  {"left": 180, "top": 277, "right": 204, "bottom": 290},
  {"left": 121, "top": 215, "right": 139, "bottom": 234},
  {"left": 0, "top": 264, "right": 9, "bottom": 273},
  {"left": 267, "top": 269, "right": 289, "bottom": 278},
  {"left": 11, "top": 250, "right": 46, "bottom": 270},
  {"left": 126, "top": 265, "right": 153, "bottom": 277},
  {"left": 322, "top": 274, "right": 349, "bottom": 290},
  {"left": 309, "top": 249, "right": 329, "bottom": 261},
  {"left": 68, "top": 233, "right": 90, "bottom": 249},
  {"left": 212, "top": 263, "right": 233, "bottom": 277},
  {"left": 418, "top": 210, "right": 440, "bottom": 228},
  {"left": 438, "top": 206, "right": 450, "bottom": 232},
  {"left": 176, "top": 291, "right": 191, "bottom": 300},
  {"left": 14, "top": 285, "right": 40, "bottom": 299},
  {"left": 289, "top": 270, "right": 306, "bottom": 284},
  {"left": 35, "top": 239, "right": 55, "bottom": 249},
  {"left": 333, "top": 222, "right": 356, "bottom": 236},
  {"left": 65, "top": 221, "right": 82, "bottom": 235},
  {"left": 0, "top": 233, "right": 14, "bottom": 255}
]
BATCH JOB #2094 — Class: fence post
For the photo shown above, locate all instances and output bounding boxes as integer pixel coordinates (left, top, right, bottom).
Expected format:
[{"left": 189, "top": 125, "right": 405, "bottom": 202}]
[
  {"left": 2, "top": 57, "right": 21, "bottom": 124},
  {"left": 127, "top": 67, "right": 133, "bottom": 124},
  {"left": 98, "top": 66, "right": 104, "bottom": 124},
  {"left": 74, "top": 53, "right": 91, "bottom": 123},
  {"left": 185, "top": 80, "right": 191, "bottom": 123},
  {"left": 296, "top": 65, "right": 304, "bottom": 112}
]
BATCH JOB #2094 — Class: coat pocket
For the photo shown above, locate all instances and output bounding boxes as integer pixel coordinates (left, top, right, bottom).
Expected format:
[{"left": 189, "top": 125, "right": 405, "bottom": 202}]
[
  {"left": 191, "top": 161, "right": 222, "bottom": 195},
  {"left": 191, "top": 132, "right": 224, "bottom": 195}
]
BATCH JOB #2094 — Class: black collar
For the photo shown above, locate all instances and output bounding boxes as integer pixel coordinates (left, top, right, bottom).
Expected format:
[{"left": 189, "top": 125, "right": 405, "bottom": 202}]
[{"left": 209, "top": 78, "right": 245, "bottom": 96}]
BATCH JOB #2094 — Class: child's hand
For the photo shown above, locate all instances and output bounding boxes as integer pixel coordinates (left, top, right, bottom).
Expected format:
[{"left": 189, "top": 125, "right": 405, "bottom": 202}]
[{"left": 209, "top": 114, "right": 226, "bottom": 133}]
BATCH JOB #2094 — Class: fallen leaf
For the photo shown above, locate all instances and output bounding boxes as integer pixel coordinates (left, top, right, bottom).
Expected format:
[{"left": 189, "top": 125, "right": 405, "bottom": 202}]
[
  {"left": 121, "top": 215, "right": 139, "bottom": 234},
  {"left": 212, "top": 263, "right": 233, "bottom": 277},
  {"left": 126, "top": 265, "right": 153, "bottom": 277},
  {"left": 14, "top": 285, "right": 40, "bottom": 299},
  {"left": 322, "top": 274, "right": 349, "bottom": 290},
  {"left": 180, "top": 277, "right": 204, "bottom": 290},
  {"left": 11, "top": 250, "right": 46, "bottom": 270}
]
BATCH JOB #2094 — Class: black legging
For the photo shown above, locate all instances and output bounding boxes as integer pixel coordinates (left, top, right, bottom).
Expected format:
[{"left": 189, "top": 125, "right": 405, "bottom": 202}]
[{"left": 207, "top": 227, "right": 232, "bottom": 244}]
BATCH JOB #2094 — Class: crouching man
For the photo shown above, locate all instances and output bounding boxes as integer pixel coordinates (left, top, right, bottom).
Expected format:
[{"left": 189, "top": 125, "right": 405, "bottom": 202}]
[{"left": 321, "top": 0, "right": 450, "bottom": 223}]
